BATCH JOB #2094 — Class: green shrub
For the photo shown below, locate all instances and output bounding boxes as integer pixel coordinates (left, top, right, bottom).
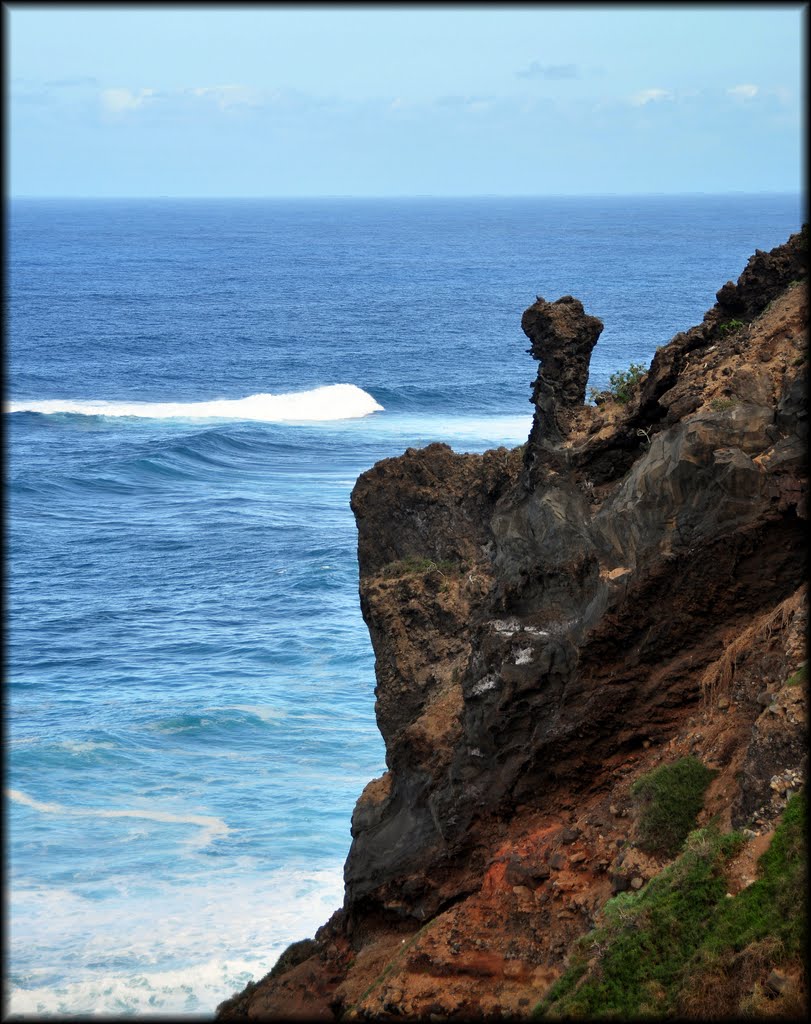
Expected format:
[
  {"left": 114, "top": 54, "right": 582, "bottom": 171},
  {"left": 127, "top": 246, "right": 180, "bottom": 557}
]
[
  {"left": 607, "top": 362, "right": 647, "bottom": 405},
  {"left": 710, "top": 397, "right": 736, "bottom": 412},
  {"left": 786, "top": 663, "right": 807, "bottom": 687},
  {"left": 718, "top": 318, "right": 744, "bottom": 335},
  {"left": 631, "top": 757, "right": 715, "bottom": 857},
  {"left": 534, "top": 793, "right": 806, "bottom": 1019},
  {"left": 534, "top": 826, "right": 741, "bottom": 1018}
]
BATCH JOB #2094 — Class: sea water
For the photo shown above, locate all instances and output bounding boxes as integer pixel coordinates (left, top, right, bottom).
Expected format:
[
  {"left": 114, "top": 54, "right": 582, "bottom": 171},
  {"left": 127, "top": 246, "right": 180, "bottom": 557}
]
[{"left": 6, "top": 195, "right": 802, "bottom": 1017}]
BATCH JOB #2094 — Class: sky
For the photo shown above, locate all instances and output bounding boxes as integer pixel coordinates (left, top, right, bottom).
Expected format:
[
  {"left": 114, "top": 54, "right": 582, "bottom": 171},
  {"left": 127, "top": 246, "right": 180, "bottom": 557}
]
[{"left": 5, "top": 4, "right": 805, "bottom": 197}]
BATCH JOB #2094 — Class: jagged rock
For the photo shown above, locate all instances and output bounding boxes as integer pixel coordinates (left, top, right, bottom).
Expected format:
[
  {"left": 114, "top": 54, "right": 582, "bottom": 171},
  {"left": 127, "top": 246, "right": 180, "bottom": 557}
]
[
  {"left": 715, "top": 227, "right": 807, "bottom": 321},
  {"left": 219, "top": 229, "right": 808, "bottom": 1022},
  {"left": 521, "top": 295, "right": 603, "bottom": 445}
]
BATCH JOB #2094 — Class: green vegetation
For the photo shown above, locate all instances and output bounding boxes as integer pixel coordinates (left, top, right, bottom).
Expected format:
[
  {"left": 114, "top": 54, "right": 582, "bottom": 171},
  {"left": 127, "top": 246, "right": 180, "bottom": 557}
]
[
  {"left": 608, "top": 362, "right": 647, "bottom": 404},
  {"left": 718, "top": 318, "right": 744, "bottom": 335},
  {"left": 534, "top": 792, "right": 806, "bottom": 1019},
  {"left": 588, "top": 362, "right": 647, "bottom": 406},
  {"left": 380, "top": 555, "right": 458, "bottom": 579},
  {"left": 631, "top": 756, "right": 716, "bottom": 858},
  {"left": 709, "top": 397, "right": 737, "bottom": 412},
  {"left": 786, "top": 663, "right": 808, "bottom": 687}
]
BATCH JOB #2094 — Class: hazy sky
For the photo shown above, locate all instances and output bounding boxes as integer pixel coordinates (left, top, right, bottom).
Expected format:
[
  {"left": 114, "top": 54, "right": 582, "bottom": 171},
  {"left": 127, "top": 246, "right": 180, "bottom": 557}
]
[{"left": 7, "top": 4, "right": 805, "bottom": 197}]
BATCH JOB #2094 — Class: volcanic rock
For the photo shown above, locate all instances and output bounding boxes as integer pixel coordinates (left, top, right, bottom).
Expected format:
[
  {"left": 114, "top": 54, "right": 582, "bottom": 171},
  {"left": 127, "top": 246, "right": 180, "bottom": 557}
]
[{"left": 217, "top": 229, "right": 808, "bottom": 1021}]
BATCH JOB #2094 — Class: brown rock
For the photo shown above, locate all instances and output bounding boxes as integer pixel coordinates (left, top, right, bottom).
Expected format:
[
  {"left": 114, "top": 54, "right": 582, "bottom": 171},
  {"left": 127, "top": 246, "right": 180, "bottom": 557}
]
[
  {"left": 219, "top": 230, "right": 808, "bottom": 1024},
  {"left": 521, "top": 295, "right": 604, "bottom": 445},
  {"left": 764, "top": 969, "right": 790, "bottom": 997}
]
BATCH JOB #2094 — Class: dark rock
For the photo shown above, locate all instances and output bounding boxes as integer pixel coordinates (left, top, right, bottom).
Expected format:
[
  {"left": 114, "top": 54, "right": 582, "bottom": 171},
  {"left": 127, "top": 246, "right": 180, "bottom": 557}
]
[
  {"left": 221, "top": 229, "right": 809, "bottom": 1021},
  {"left": 764, "top": 969, "right": 790, "bottom": 997},
  {"left": 714, "top": 230, "right": 807, "bottom": 323},
  {"left": 504, "top": 855, "right": 550, "bottom": 887},
  {"left": 521, "top": 295, "right": 604, "bottom": 445}
]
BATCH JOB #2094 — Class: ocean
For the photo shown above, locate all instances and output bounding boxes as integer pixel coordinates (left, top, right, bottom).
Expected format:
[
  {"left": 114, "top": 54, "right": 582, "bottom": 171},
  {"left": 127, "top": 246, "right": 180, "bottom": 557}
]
[{"left": 6, "top": 194, "right": 803, "bottom": 1017}]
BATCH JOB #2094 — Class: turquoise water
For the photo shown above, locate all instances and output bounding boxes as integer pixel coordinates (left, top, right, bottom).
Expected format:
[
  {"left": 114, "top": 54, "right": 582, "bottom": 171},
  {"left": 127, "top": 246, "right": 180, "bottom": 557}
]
[{"left": 6, "top": 195, "right": 802, "bottom": 1016}]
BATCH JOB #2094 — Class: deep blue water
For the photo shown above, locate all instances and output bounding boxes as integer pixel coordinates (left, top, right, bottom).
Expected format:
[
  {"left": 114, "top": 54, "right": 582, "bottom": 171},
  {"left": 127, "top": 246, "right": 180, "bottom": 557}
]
[{"left": 6, "top": 195, "right": 802, "bottom": 1016}]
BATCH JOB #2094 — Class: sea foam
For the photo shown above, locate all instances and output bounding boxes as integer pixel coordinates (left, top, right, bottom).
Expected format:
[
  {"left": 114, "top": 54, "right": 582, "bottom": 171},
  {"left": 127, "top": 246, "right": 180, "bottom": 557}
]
[
  {"left": 7, "top": 789, "right": 229, "bottom": 848},
  {"left": 5, "top": 383, "right": 384, "bottom": 422},
  {"left": 8, "top": 863, "right": 345, "bottom": 1017}
]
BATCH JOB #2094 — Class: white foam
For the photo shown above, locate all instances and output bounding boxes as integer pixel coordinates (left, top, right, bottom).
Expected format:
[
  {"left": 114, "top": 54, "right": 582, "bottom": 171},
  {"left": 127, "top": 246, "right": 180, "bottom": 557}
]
[
  {"left": 364, "top": 412, "right": 532, "bottom": 447},
  {"left": 5, "top": 384, "right": 384, "bottom": 422},
  {"left": 8, "top": 958, "right": 261, "bottom": 1017},
  {"left": 59, "top": 740, "right": 116, "bottom": 754},
  {"left": 7, "top": 789, "right": 229, "bottom": 848},
  {"left": 227, "top": 704, "right": 288, "bottom": 723},
  {"left": 8, "top": 864, "right": 346, "bottom": 1017}
]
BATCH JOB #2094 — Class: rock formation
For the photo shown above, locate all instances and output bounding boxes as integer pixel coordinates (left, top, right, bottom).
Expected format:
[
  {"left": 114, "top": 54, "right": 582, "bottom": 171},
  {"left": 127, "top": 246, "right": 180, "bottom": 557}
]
[{"left": 218, "top": 229, "right": 807, "bottom": 1021}]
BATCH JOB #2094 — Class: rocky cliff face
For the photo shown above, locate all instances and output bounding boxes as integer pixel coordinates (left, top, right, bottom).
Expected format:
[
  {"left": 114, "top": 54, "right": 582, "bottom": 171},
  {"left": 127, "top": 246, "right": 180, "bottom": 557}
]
[{"left": 218, "top": 230, "right": 808, "bottom": 1021}]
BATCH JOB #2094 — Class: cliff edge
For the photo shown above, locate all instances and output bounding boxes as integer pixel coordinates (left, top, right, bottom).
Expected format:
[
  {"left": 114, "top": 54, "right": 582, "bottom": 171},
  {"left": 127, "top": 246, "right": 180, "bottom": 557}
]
[{"left": 218, "top": 229, "right": 808, "bottom": 1020}]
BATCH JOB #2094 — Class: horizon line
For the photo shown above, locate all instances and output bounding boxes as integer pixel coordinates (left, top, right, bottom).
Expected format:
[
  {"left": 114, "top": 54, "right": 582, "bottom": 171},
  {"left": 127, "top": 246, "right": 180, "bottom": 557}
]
[{"left": 9, "top": 190, "right": 803, "bottom": 201}]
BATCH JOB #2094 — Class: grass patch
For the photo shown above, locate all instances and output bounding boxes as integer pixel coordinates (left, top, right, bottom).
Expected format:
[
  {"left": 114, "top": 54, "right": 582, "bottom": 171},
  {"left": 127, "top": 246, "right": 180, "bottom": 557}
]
[
  {"left": 786, "top": 663, "right": 807, "bottom": 687},
  {"left": 380, "top": 556, "right": 459, "bottom": 579},
  {"left": 631, "top": 757, "right": 716, "bottom": 858},
  {"left": 534, "top": 792, "right": 806, "bottom": 1019},
  {"left": 534, "top": 826, "right": 743, "bottom": 1018},
  {"left": 707, "top": 791, "right": 806, "bottom": 958},
  {"left": 710, "top": 397, "right": 736, "bottom": 412}
]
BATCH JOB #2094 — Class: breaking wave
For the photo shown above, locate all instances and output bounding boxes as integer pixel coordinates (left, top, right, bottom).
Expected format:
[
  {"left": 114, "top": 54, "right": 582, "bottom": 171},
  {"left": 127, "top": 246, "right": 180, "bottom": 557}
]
[{"left": 5, "top": 384, "right": 384, "bottom": 422}]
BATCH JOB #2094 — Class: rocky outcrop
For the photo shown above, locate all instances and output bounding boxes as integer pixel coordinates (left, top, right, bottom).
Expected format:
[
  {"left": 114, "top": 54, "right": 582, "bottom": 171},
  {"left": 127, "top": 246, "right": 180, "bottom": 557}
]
[
  {"left": 522, "top": 295, "right": 604, "bottom": 445},
  {"left": 218, "top": 229, "right": 807, "bottom": 1021}
]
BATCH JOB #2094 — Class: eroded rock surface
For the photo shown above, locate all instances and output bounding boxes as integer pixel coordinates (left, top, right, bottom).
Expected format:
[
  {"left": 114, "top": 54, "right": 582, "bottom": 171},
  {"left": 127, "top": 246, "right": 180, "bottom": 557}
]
[
  {"left": 522, "top": 294, "right": 604, "bottom": 446},
  {"left": 217, "top": 229, "right": 808, "bottom": 1021}
]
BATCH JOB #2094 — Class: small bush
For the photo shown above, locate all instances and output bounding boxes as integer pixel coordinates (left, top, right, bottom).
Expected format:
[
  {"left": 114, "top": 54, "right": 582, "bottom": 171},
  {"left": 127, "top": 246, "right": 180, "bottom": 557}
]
[
  {"left": 534, "top": 825, "right": 740, "bottom": 1018},
  {"left": 786, "top": 663, "right": 807, "bottom": 687},
  {"left": 710, "top": 397, "right": 736, "bottom": 412},
  {"left": 719, "top": 318, "right": 744, "bottom": 335},
  {"left": 607, "top": 362, "right": 647, "bottom": 405},
  {"left": 631, "top": 757, "right": 715, "bottom": 857},
  {"left": 534, "top": 794, "right": 806, "bottom": 1019}
]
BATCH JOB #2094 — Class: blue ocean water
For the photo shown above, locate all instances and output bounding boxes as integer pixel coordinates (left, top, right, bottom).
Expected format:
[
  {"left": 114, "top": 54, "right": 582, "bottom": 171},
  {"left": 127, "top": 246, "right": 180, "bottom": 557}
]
[{"left": 6, "top": 195, "right": 802, "bottom": 1016}]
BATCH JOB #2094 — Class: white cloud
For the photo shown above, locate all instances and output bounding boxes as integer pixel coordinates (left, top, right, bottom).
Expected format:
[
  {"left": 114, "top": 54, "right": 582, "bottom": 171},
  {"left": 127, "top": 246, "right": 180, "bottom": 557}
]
[
  {"left": 726, "top": 83, "right": 759, "bottom": 100},
  {"left": 100, "top": 87, "right": 153, "bottom": 114},
  {"left": 187, "top": 84, "right": 260, "bottom": 110},
  {"left": 629, "top": 87, "right": 672, "bottom": 107}
]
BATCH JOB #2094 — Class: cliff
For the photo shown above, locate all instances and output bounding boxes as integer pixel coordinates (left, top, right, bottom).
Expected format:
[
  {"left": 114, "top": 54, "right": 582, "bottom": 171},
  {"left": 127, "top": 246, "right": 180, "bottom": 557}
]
[{"left": 218, "top": 229, "right": 808, "bottom": 1020}]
